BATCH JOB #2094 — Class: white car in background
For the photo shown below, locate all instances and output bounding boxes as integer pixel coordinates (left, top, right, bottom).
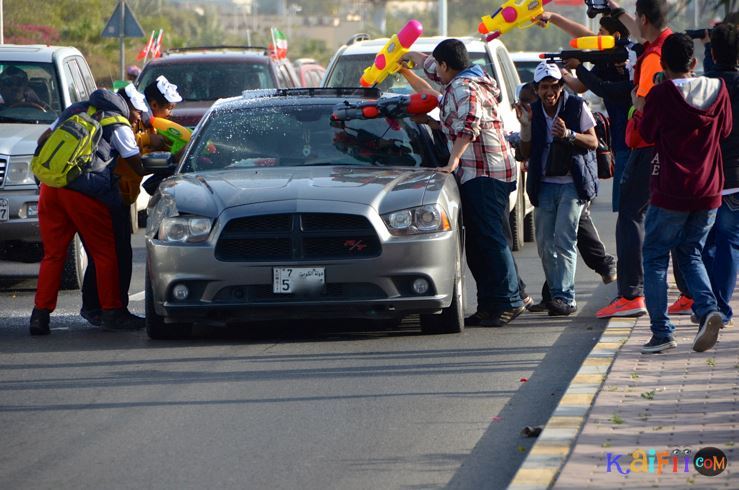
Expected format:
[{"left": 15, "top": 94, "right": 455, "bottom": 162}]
[{"left": 323, "top": 35, "right": 535, "bottom": 250}]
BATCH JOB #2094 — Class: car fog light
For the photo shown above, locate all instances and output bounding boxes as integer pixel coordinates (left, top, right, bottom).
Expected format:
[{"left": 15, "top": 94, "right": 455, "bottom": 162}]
[
  {"left": 26, "top": 203, "right": 38, "bottom": 218},
  {"left": 172, "top": 284, "right": 189, "bottom": 300},
  {"left": 412, "top": 278, "right": 429, "bottom": 295}
]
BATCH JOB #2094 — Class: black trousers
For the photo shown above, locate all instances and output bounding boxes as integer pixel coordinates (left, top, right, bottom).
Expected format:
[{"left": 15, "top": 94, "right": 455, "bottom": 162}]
[
  {"left": 615, "top": 146, "right": 655, "bottom": 300},
  {"left": 541, "top": 200, "right": 615, "bottom": 302},
  {"left": 81, "top": 204, "right": 132, "bottom": 312}
]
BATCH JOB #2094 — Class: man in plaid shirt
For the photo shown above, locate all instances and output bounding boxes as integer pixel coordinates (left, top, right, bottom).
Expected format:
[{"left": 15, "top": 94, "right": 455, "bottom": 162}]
[{"left": 401, "top": 39, "right": 525, "bottom": 327}]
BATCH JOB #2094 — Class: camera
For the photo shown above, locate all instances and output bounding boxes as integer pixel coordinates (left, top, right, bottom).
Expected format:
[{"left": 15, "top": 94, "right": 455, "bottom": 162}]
[
  {"left": 685, "top": 28, "right": 710, "bottom": 39},
  {"left": 585, "top": 0, "right": 611, "bottom": 19}
]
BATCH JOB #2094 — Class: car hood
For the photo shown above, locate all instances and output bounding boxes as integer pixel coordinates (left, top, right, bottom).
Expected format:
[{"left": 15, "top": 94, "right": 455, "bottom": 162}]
[
  {"left": 166, "top": 166, "right": 446, "bottom": 217},
  {"left": 170, "top": 101, "right": 213, "bottom": 128},
  {"left": 0, "top": 123, "right": 45, "bottom": 156}
]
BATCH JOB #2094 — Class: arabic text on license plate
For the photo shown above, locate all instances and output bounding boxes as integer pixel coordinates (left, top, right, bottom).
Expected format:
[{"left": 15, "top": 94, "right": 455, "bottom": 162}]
[
  {"left": 0, "top": 199, "right": 8, "bottom": 222},
  {"left": 273, "top": 267, "right": 325, "bottom": 294}
]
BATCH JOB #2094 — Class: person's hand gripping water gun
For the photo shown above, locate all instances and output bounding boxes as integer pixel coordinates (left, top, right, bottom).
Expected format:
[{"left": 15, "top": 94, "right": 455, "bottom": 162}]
[
  {"left": 359, "top": 19, "right": 423, "bottom": 87},
  {"left": 478, "top": 0, "right": 554, "bottom": 42}
]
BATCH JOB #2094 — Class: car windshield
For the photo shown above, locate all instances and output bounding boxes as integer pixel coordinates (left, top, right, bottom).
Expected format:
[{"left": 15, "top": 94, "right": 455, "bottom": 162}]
[
  {"left": 182, "top": 102, "right": 435, "bottom": 172},
  {"left": 325, "top": 53, "right": 493, "bottom": 94},
  {"left": 0, "top": 62, "right": 62, "bottom": 123},
  {"left": 513, "top": 60, "right": 539, "bottom": 83},
  {"left": 137, "top": 61, "right": 276, "bottom": 101}
]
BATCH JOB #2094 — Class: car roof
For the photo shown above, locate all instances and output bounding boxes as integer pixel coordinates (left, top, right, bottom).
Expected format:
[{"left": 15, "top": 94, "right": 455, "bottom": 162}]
[
  {"left": 0, "top": 44, "right": 83, "bottom": 63},
  {"left": 509, "top": 51, "right": 544, "bottom": 62},
  {"left": 338, "top": 36, "right": 499, "bottom": 55},
  {"left": 211, "top": 87, "right": 385, "bottom": 112},
  {"left": 143, "top": 52, "right": 272, "bottom": 66}
]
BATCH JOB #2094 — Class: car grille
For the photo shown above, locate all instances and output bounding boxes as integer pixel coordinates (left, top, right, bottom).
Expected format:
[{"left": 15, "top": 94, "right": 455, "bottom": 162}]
[
  {"left": 0, "top": 158, "right": 6, "bottom": 186},
  {"left": 215, "top": 213, "right": 381, "bottom": 262},
  {"left": 213, "top": 283, "right": 387, "bottom": 302}
]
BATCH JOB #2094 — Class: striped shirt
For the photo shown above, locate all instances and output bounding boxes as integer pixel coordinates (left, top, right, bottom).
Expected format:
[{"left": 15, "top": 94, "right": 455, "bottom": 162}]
[{"left": 439, "top": 72, "right": 517, "bottom": 184}]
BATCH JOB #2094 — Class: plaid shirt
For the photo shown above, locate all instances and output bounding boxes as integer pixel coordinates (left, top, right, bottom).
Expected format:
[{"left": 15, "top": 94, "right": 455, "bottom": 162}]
[{"left": 439, "top": 73, "right": 517, "bottom": 185}]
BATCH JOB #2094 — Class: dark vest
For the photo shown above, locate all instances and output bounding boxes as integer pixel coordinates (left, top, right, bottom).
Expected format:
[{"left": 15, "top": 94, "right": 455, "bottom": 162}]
[{"left": 526, "top": 93, "right": 599, "bottom": 207}]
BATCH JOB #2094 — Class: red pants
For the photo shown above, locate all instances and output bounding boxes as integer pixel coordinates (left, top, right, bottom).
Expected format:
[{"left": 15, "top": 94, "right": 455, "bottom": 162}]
[{"left": 35, "top": 185, "right": 122, "bottom": 312}]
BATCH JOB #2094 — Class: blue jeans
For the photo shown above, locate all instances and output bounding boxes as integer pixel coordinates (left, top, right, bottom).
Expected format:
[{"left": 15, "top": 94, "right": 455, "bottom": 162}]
[
  {"left": 611, "top": 149, "right": 630, "bottom": 212},
  {"left": 702, "top": 194, "right": 739, "bottom": 321},
  {"left": 461, "top": 177, "right": 523, "bottom": 312},
  {"left": 643, "top": 206, "right": 717, "bottom": 336},
  {"left": 534, "top": 182, "right": 584, "bottom": 305}
]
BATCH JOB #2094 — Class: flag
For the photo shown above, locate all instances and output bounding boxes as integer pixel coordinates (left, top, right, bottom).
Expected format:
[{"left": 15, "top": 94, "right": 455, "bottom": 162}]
[
  {"left": 269, "top": 27, "right": 288, "bottom": 59},
  {"left": 137, "top": 30, "right": 155, "bottom": 61},
  {"left": 151, "top": 29, "right": 164, "bottom": 59}
]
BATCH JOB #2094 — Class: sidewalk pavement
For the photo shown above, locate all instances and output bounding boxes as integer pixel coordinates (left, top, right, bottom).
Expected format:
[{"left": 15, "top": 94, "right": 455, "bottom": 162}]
[{"left": 509, "top": 288, "right": 738, "bottom": 489}]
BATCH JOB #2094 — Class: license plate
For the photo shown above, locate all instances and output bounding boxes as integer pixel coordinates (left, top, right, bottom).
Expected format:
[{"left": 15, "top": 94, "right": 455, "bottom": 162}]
[
  {"left": 0, "top": 198, "right": 8, "bottom": 222},
  {"left": 273, "top": 267, "right": 325, "bottom": 294}
]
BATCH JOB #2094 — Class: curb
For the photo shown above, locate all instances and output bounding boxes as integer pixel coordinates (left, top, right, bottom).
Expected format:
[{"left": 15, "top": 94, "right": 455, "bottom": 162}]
[{"left": 507, "top": 316, "right": 639, "bottom": 490}]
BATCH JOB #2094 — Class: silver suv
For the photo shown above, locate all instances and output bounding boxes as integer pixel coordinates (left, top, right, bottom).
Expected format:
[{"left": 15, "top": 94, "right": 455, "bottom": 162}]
[
  {"left": 323, "top": 36, "right": 535, "bottom": 249},
  {"left": 0, "top": 44, "right": 96, "bottom": 288}
]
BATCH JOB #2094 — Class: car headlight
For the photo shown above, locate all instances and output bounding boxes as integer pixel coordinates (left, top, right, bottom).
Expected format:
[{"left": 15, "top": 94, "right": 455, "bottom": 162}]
[
  {"left": 382, "top": 204, "right": 451, "bottom": 235},
  {"left": 159, "top": 216, "right": 213, "bottom": 243},
  {"left": 5, "top": 158, "right": 36, "bottom": 186}
]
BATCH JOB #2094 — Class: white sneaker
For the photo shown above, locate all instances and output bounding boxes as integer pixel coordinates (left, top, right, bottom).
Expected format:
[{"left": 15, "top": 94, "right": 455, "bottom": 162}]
[{"left": 693, "top": 311, "right": 723, "bottom": 352}]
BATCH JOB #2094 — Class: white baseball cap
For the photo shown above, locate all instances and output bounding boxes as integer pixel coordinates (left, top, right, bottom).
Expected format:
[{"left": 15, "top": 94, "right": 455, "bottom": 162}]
[
  {"left": 533, "top": 62, "right": 562, "bottom": 83},
  {"left": 124, "top": 83, "right": 148, "bottom": 112}
]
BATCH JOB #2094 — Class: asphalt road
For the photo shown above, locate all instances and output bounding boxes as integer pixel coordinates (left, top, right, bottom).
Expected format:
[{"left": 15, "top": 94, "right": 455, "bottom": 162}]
[{"left": 0, "top": 186, "right": 618, "bottom": 490}]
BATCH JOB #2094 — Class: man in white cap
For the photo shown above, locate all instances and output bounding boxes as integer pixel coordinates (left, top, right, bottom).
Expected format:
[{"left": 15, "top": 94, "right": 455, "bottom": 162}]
[
  {"left": 30, "top": 86, "right": 152, "bottom": 334},
  {"left": 516, "top": 62, "right": 599, "bottom": 316}
]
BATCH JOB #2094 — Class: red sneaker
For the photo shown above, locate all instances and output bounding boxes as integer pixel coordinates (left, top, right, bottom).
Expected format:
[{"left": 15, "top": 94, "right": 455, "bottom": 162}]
[
  {"left": 668, "top": 295, "right": 694, "bottom": 315},
  {"left": 596, "top": 297, "right": 647, "bottom": 319}
]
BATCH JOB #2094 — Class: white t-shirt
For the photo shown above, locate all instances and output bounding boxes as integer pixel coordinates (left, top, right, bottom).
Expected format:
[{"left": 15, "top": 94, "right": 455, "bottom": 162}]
[
  {"left": 541, "top": 94, "right": 596, "bottom": 185},
  {"left": 49, "top": 117, "right": 139, "bottom": 159}
]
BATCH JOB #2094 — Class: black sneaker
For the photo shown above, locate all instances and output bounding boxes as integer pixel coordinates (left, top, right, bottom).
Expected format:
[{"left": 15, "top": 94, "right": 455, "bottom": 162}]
[
  {"left": 480, "top": 305, "right": 526, "bottom": 327},
  {"left": 527, "top": 300, "right": 550, "bottom": 312},
  {"left": 465, "top": 310, "right": 491, "bottom": 327},
  {"left": 80, "top": 308, "right": 103, "bottom": 327},
  {"left": 641, "top": 335, "right": 677, "bottom": 354},
  {"left": 548, "top": 298, "right": 577, "bottom": 316},
  {"left": 101, "top": 309, "right": 145, "bottom": 331},
  {"left": 29, "top": 308, "right": 51, "bottom": 336},
  {"left": 693, "top": 311, "right": 723, "bottom": 352}
]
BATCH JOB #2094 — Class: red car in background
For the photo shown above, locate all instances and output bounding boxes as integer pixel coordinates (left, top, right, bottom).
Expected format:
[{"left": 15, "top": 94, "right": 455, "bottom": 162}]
[{"left": 292, "top": 58, "right": 326, "bottom": 88}]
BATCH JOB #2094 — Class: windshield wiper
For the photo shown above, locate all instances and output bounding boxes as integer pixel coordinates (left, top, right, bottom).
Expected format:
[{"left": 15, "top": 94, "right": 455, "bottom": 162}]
[{"left": 0, "top": 115, "right": 41, "bottom": 124}]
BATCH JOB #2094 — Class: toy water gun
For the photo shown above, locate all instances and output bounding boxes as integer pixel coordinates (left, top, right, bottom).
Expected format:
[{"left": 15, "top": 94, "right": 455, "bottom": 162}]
[
  {"left": 332, "top": 93, "right": 438, "bottom": 122},
  {"left": 479, "top": 0, "right": 553, "bottom": 42},
  {"left": 149, "top": 116, "right": 192, "bottom": 154},
  {"left": 540, "top": 35, "right": 631, "bottom": 65},
  {"left": 359, "top": 19, "right": 423, "bottom": 87}
]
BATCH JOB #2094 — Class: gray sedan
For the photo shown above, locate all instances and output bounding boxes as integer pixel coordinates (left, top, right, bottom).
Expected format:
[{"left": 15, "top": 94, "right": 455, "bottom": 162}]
[{"left": 143, "top": 89, "right": 464, "bottom": 338}]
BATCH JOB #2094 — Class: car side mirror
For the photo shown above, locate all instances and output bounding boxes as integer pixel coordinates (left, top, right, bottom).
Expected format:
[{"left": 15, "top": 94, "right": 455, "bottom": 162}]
[{"left": 142, "top": 151, "right": 176, "bottom": 175}]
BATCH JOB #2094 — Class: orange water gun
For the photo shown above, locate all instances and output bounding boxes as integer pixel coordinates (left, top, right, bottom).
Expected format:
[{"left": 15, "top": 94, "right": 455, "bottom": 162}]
[
  {"left": 479, "top": 0, "right": 553, "bottom": 42},
  {"left": 359, "top": 20, "right": 423, "bottom": 87}
]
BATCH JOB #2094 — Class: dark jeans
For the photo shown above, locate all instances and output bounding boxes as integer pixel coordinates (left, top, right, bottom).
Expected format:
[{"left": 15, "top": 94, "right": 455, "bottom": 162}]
[
  {"left": 615, "top": 146, "right": 655, "bottom": 299},
  {"left": 461, "top": 177, "right": 523, "bottom": 312},
  {"left": 81, "top": 204, "right": 132, "bottom": 313},
  {"left": 703, "top": 194, "right": 739, "bottom": 321},
  {"left": 541, "top": 200, "right": 615, "bottom": 302},
  {"left": 502, "top": 193, "right": 527, "bottom": 299}
]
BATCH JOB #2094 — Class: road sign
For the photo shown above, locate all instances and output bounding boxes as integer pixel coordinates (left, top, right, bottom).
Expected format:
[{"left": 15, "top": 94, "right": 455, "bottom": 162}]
[{"left": 101, "top": 1, "right": 144, "bottom": 38}]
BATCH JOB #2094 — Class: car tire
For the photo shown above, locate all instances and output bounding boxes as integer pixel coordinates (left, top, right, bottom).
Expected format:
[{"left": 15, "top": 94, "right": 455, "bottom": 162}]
[
  {"left": 60, "top": 235, "right": 86, "bottom": 290},
  {"left": 509, "top": 191, "right": 525, "bottom": 252},
  {"left": 524, "top": 211, "right": 535, "bottom": 243},
  {"left": 420, "top": 234, "right": 464, "bottom": 335},
  {"left": 145, "top": 267, "right": 192, "bottom": 339}
]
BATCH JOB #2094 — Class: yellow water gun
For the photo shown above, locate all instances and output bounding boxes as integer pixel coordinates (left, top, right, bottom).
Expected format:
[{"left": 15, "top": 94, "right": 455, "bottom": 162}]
[
  {"left": 478, "top": 0, "right": 553, "bottom": 42},
  {"left": 359, "top": 19, "right": 423, "bottom": 87},
  {"left": 149, "top": 117, "right": 192, "bottom": 154}
]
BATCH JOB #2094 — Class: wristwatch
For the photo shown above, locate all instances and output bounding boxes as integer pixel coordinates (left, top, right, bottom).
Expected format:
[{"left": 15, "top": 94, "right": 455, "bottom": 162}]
[{"left": 566, "top": 129, "right": 577, "bottom": 144}]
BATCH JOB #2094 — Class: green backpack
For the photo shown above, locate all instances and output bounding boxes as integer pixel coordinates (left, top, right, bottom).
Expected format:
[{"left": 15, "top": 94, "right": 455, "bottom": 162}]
[{"left": 31, "top": 106, "right": 130, "bottom": 188}]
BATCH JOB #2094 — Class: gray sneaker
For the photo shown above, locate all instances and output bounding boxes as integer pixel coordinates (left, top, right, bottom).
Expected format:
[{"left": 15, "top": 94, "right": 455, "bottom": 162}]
[{"left": 693, "top": 311, "right": 723, "bottom": 352}]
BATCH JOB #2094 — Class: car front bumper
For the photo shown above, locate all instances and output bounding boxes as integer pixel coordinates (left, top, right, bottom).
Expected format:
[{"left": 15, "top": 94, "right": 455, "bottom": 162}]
[{"left": 0, "top": 187, "right": 40, "bottom": 243}]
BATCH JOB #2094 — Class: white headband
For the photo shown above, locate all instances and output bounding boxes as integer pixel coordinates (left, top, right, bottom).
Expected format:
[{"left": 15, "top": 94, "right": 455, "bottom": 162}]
[
  {"left": 124, "top": 83, "right": 148, "bottom": 112},
  {"left": 156, "top": 75, "right": 182, "bottom": 103}
]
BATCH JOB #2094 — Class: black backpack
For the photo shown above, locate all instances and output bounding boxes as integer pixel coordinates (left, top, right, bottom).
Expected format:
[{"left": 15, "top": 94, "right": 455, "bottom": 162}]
[{"left": 593, "top": 111, "right": 615, "bottom": 179}]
